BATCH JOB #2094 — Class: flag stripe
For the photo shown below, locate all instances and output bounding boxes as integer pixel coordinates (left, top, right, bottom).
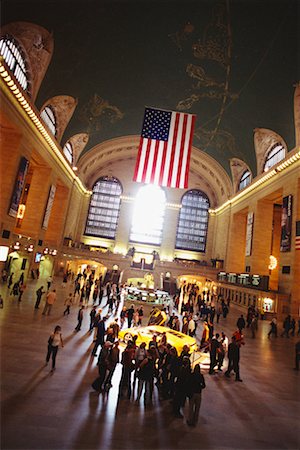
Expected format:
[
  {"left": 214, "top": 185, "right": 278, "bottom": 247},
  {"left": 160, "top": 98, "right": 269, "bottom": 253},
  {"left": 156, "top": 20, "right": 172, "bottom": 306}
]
[
  {"left": 176, "top": 114, "right": 188, "bottom": 188},
  {"left": 150, "top": 140, "right": 160, "bottom": 184},
  {"left": 142, "top": 139, "right": 152, "bottom": 182},
  {"left": 159, "top": 141, "right": 168, "bottom": 186},
  {"left": 162, "top": 112, "right": 177, "bottom": 187},
  {"left": 183, "top": 114, "right": 196, "bottom": 188},
  {"left": 167, "top": 112, "right": 180, "bottom": 187},
  {"left": 179, "top": 113, "right": 193, "bottom": 188},
  {"left": 133, "top": 136, "right": 145, "bottom": 182}
]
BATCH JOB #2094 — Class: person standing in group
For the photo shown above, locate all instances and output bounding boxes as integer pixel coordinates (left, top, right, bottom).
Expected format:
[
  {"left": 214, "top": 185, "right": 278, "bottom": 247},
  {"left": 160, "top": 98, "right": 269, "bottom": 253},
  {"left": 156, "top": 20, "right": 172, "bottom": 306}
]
[
  {"left": 225, "top": 336, "right": 243, "bottom": 382},
  {"left": 104, "top": 340, "right": 120, "bottom": 389},
  {"left": 216, "top": 302, "right": 222, "bottom": 324},
  {"left": 126, "top": 304, "right": 135, "bottom": 328},
  {"left": 46, "top": 325, "right": 64, "bottom": 371},
  {"left": 42, "top": 289, "right": 57, "bottom": 315},
  {"left": 75, "top": 306, "right": 84, "bottom": 332},
  {"left": 236, "top": 314, "right": 246, "bottom": 333},
  {"left": 209, "top": 333, "right": 220, "bottom": 375},
  {"left": 0, "top": 294, "right": 3, "bottom": 308},
  {"left": 187, "top": 364, "right": 206, "bottom": 427},
  {"left": 268, "top": 317, "right": 278, "bottom": 338},
  {"left": 35, "top": 286, "right": 45, "bottom": 309},
  {"left": 63, "top": 293, "right": 73, "bottom": 316}
]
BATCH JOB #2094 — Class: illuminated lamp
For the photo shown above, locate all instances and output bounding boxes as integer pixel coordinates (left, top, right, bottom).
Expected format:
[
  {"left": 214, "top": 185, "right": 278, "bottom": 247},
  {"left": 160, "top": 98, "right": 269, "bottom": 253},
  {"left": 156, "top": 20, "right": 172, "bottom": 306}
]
[
  {"left": 0, "top": 246, "right": 9, "bottom": 262},
  {"left": 43, "top": 248, "right": 49, "bottom": 255},
  {"left": 72, "top": 166, "right": 78, "bottom": 171},
  {"left": 13, "top": 242, "right": 20, "bottom": 250},
  {"left": 28, "top": 244, "right": 34, "bottom": 252},
  {"left": 17, "top": 204, "right": 26, "bottom": 219},
  {"left": 51, "top": 249, "right": 57, "bottom": 256},
  {"left": 268, "top": 255, "right": 277, "bottom": 270}
]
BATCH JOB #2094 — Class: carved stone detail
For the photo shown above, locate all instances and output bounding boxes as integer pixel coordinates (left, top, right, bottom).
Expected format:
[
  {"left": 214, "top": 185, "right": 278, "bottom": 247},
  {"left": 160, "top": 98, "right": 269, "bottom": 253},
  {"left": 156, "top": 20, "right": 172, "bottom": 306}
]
[
  {"left": 254, "top": 128, "right": 287, "bottom": 175},
  {"left": 40, "top": 95, "right": 78, "bottom": 144}
]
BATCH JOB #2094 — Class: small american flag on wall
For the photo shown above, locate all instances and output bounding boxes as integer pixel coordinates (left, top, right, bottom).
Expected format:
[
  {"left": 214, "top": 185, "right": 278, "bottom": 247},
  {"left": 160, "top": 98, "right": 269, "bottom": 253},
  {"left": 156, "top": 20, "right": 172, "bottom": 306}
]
[
  {"left": 133, "top": 107, "right": 196, "bottom": 189},
  {"left": 296, "top": 221, "right": 300, "bottom": 250}
]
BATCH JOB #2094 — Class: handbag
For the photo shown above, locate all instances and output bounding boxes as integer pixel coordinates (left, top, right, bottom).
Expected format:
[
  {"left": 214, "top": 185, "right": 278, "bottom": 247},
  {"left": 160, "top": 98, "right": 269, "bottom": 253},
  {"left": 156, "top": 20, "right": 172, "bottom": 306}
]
[{"left": 48, "top": 335, "right": 54, "bottom": 345}]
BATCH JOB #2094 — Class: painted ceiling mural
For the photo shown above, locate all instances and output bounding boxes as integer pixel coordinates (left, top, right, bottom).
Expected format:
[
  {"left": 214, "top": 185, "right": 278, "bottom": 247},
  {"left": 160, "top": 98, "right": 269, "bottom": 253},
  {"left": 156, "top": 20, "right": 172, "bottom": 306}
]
[{"left": 2, "top": 0, "right": 297, "bottom": 176}]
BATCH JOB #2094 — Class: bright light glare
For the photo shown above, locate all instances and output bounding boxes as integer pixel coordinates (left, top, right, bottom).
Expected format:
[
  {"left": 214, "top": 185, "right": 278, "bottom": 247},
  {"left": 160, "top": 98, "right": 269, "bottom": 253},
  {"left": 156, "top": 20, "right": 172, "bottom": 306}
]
[{"left": 130, "top": 185, "right": 166, "bottom": 245}]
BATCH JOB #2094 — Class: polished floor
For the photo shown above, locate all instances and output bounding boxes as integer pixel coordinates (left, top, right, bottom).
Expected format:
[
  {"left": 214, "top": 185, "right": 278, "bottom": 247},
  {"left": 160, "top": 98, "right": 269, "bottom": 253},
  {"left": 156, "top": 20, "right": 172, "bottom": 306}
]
[{"left": 1, "top": 277, "right": 299, "bottom": 450}]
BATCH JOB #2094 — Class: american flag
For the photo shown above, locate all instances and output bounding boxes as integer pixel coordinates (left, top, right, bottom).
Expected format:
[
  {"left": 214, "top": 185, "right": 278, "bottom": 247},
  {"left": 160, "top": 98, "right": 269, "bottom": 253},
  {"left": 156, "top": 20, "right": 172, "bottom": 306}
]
[
  {"left": 133, "top": 107, "right": 196, "bottom": 189},
  {"left": 296, "top": 221, "right": 300, "bottom": 250}
]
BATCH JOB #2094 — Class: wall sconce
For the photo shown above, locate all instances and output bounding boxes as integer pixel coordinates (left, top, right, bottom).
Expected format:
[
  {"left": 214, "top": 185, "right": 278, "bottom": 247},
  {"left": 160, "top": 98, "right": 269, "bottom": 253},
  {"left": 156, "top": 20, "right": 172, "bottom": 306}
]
[
  {"left": 27, "top": 244, "right": 34, "bottom": 252},
  {"left": 13, "top": 242, "right": 20, "bottom": 250},
  {"left": 268, "top": 255, "right": 277, "bottom": 270},
  {"left": 43, "top": 248, "right": 49, "bottom": 255}
]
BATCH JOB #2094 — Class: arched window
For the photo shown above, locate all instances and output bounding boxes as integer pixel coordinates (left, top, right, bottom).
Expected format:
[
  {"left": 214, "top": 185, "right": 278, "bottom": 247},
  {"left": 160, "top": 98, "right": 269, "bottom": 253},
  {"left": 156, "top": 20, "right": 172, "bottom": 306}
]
[
  {"left": 63, "top": 142, "right": 73, "bottom": 165},
  {"left": 175, "top": 190, "right": 210, "bottom": 252},
  {"left": 264, "top": 143, "right": 285, "bottom": 171},
  {"left": 238, "top": 170, "right": 252, "bottom": 191},
  {"left": 40, "top": 105, "right": 56, "bottom": 136},
  {"left": 130, "top": 185, "right": 166, "bottom": 245},
  {"left": 85, "top": 176, "right": 122, "bottom": 239},
  {"left": 0, "top": 35, "right": 29, "bottom": 92}
]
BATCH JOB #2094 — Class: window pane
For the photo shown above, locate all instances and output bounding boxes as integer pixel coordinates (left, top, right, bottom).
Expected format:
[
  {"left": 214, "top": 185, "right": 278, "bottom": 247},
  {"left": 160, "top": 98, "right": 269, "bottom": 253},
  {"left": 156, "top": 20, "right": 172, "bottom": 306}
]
[
  {"left": 264, "top": 143, "right": 285, "bottom": 171},
  {"left": 84, "top": 177, "right": 122, "bottom": 239},
  {"left": 0, "top": 36, "right": 28, "bottom": 91},
  {"left": 175, "top": 190, "right": 209, "bottom": 252},
  {"left": 40, "top": 106, "right": 57, "bottom": 136}
]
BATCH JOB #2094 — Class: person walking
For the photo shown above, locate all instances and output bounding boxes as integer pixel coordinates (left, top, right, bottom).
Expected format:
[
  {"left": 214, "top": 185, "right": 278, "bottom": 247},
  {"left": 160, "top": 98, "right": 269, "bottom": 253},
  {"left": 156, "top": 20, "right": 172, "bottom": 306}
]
[
  {"left": 294, "top": 340, "right": 300, "bottom": 371},
  {"left": 75, "top": 306, "right": 84, "bottom": 331},
  {"left": 63, "top": 293, "right": 73, "bottom": 315},
  {"left": 42, "top": 289, "right": 57, "bottom": 315},
  {"left": 126, "top": 304, "right": 135, "bottom": 328},
  {"left": 35, "top": 286, "right": 45, "bottom": 309},
  {"left": 8, "top": 272, "right": 14, "bottom": 289},
  {"left": 281, "top": 315, "right": 291, "bottom": 338},
  {"left": 89, "top": 306, "right": 97, "bottom": 331},
  {"left": 268, "top": 317, "right": 278, "bottom": 338},
  {"left": 46, "top": 325, "right": 64, "bottom": 371},
  {"left": 47, "top": 275, "right": 53, "bottom": 291},
  {"left": 225, "top": 336, "right": 243, "bottom": 382},
  {"left": 18, "top": 282, "right": 26, "bottom": 302},
  {"left": 186, "top": 364, "right": 206, "bottom": 427},
  {"left": 91, "top": 317, "right": 106, "bottom": 357}
]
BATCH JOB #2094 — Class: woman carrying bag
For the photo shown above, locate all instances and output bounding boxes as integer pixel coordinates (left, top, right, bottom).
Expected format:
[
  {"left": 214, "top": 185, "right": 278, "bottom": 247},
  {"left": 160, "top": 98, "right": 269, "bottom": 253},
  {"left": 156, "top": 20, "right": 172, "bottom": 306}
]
[{"left": 46, "top": 325, "right": 64, "bottom": 371}]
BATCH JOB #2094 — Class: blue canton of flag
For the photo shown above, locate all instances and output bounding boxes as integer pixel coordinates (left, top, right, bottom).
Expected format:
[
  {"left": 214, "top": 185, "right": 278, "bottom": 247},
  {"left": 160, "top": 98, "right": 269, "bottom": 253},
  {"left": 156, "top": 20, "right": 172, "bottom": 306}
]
[{"left": 141, "top": 108, "right": 172, "bottom": 141}]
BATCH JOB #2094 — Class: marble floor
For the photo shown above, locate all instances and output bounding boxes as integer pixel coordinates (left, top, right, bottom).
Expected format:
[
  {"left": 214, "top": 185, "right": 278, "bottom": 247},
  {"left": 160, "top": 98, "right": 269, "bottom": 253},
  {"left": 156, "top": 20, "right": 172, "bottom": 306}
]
[{"left": 1, "top": 278, "right": 299, "bottom": 450}]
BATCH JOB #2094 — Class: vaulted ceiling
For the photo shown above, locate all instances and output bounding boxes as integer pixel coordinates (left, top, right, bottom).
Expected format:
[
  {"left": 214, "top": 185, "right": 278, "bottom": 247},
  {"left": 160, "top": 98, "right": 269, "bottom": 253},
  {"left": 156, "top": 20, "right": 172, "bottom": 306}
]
[{"left": 2, "top": 0, "right": 298, "bottom": 177}]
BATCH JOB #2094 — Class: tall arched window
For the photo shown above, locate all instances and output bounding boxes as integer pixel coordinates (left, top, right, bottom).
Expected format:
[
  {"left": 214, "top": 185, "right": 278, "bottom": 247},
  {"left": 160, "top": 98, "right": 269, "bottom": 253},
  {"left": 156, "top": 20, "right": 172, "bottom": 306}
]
[
  {"left": 0, "top": 35, "right": 29, "bottom": 92},
  {"left": 130, "top": 185, "right": 166, "bottom": 245},
  {"left": 85, "top": 177, "right": 122, "bottom": 239},
  {"left": 40, "top": 105, "right": 56, "bottom": 136},
  {"left": 264, "top": 143, "right": 285, "bottom": 171},
  {"left": 238, "top": 170, "right": 252, "bottom": 191},
  {"left": 63, "top": 141, "right": 73, "bottom": 165},
  {"left": 175, "top": 190, "right": 210, "bottom": 252}
]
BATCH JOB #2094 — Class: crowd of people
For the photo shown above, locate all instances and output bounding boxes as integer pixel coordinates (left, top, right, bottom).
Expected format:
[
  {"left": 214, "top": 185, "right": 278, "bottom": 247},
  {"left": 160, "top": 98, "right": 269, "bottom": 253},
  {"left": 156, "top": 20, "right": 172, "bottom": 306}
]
[{"left": 1, "top": 270, "right": 300, "bottom": 427}]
